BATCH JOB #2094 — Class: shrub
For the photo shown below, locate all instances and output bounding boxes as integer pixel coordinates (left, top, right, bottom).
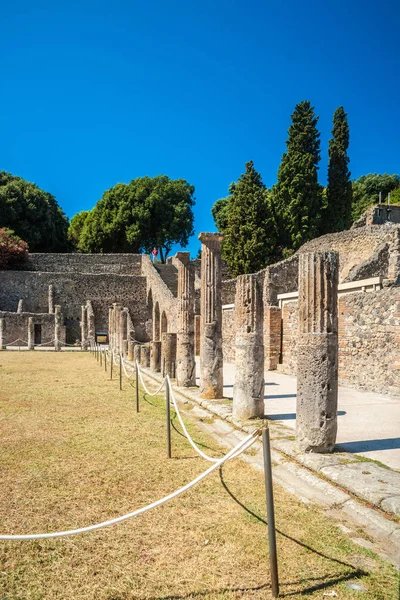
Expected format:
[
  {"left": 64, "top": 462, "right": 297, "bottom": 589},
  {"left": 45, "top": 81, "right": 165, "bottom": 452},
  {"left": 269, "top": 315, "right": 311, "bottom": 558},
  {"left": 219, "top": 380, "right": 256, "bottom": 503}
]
[{"left": 0, "top": 228, "right": 29, "bottom": 269}]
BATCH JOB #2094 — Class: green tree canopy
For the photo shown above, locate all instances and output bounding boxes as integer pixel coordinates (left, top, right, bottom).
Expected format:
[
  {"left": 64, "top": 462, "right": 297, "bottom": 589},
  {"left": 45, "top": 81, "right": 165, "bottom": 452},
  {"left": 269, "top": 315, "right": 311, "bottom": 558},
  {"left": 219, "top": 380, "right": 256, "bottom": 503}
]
[
  {"left": 351, "top": 173, "right": 400, "bottom": 221},
  {"left": 322, "top": 106, "right": 352, "bottom": 233},
  {"left": 222, "top": 161, "right": 278, "bottom": 277},
  {"left": 211, "top": 196, "right": 231, "bottom": 233},
  {"left": 274, "top": 100, "right": 323, "bottom": 251},
  {"left": 68, "top": 211, "right": 89, "bottom": 251},
  {"left": 0, "top": 171, "right": 69, "bottom": 252},
  {"left": 79, "top": 175, "right": 195, "bottom": 261}
]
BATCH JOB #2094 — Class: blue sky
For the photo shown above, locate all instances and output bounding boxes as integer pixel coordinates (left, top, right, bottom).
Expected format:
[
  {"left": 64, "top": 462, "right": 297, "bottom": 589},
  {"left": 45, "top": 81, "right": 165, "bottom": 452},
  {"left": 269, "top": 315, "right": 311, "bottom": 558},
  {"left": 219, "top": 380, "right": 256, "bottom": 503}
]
[{"left": 1, "top": 0, "right": 398, "bottom": 257}]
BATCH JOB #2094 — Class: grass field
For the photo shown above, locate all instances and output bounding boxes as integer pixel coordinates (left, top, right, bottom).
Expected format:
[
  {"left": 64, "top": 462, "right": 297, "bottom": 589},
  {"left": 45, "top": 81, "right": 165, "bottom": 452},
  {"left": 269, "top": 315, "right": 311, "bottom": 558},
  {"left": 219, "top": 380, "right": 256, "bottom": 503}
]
[{"left": 0, "top": 352, "right": 398, "bottom": 599}]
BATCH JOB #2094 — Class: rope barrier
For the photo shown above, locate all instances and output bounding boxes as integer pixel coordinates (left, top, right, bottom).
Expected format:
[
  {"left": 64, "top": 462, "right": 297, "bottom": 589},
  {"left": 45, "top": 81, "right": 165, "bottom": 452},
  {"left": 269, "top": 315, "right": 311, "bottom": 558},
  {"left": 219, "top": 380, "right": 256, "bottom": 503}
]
[
  {"left": 0, "top": 430, "right": 259, "bottom": 540},
  {"left": 34, "top": 339, "right": 57, "bottom": 347},
  {"left": 136, "top": 361, "right": 166, "bottom": 396},
  {"left": 5, "top": 338, "right": 29, "bottom": 346}
]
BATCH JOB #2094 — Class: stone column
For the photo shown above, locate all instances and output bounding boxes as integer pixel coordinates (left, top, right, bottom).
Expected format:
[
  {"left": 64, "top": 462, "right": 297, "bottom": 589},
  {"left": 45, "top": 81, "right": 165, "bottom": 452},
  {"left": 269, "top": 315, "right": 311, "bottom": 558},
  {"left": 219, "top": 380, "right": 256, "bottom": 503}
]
[
  {"left": 133, "top": 344, "right": 141, "bottom": 364},
  {"left": 0, "top": 318, "right": 6, "bottom": 349},
  {"left": 296, "top": 252, "right": 339, "bottom": 453},
  {"left": 48, "top": 285, "right": 54, "bottom": 314},
  {"left": 87, "top": 301, "right": 95, "bottom": 346},
  {"left": 108, "top": 306, "right": 114, "bottom": 351},
  {"left": 199, "top": 232, "right": 224, "bottom": 398},
  {"left": 140, "top": 345, "right": 151, "bottom": 368},
  {"left": 150, "top": 340, "right": 162, "bottom": 372},
  {"left": 233, "top": 274, "right": 264, "bottom": 420},
  {"left": 161, "top": 332, "right": 177, "bottom": 378},
  {"left": 81, "top": 306, "right": 87, "bottom": 350},
  {"left": 28, "top": 318, "right": 34, "bottom": 350},
  {"left": 175, "top": 252, "right": 196, "bottom": 387},
  {"left": 54, "top": 305, "right": 61, "bottom": 351},
  {"left": 113, "top": 303, "right": 122, "bottom": 354},
  {"left": 120, "top": 309, "right": 127, "bottom": 356},
  {"left": 128, "top": 340, "right": 134, "bottom": 361},
  {"left": 17, "top": 299, "right": 23, "bottom": 313},
  {"left": 194, "top": 314, "right": 200, "bottom": 355}
]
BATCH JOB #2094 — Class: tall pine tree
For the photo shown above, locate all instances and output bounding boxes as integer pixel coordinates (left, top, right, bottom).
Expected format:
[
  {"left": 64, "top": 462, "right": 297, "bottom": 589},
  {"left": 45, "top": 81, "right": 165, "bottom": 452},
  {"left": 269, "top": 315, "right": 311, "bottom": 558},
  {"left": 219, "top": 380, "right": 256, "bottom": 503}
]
[
  {"left": 223, "top": 161, "right": 277, "bottom": 277},
  {"left": 322, "top": 106, "right": 352, "bottom": 233},
  {"left": 275, "top": 101, "right": 323, "bottom": 252}
]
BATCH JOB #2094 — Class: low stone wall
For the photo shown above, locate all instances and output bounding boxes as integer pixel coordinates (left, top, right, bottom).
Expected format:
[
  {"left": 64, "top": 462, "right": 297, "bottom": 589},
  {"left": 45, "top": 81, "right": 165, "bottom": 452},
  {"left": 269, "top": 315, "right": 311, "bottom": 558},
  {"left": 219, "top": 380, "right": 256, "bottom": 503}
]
[
  {"left": 27, "top": 253, "right": 143, "bottom": 275},
  {"left": 0, "top": 311, "right": 64, "bottom": 346},
  {"left": 0, "top": 271, "right": 148, "bottom": 340}
]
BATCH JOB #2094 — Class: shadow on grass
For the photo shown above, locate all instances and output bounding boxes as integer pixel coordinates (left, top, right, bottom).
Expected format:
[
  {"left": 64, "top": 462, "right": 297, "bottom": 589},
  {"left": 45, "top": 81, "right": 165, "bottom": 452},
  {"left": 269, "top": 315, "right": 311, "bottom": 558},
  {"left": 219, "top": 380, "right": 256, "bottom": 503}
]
[{"left": 170, "top": 412, "right": 221, "bottom": 456}]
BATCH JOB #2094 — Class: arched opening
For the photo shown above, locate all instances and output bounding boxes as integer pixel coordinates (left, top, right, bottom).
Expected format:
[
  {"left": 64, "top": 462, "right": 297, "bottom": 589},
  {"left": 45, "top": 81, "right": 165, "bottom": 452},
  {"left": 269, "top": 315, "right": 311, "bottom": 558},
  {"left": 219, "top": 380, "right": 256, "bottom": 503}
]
[
  {"left": 161, "top": 311, "right": 168, "bottom": 336},
  {"left": 154, "top": 302, "right": 160, "bottom": 341}
]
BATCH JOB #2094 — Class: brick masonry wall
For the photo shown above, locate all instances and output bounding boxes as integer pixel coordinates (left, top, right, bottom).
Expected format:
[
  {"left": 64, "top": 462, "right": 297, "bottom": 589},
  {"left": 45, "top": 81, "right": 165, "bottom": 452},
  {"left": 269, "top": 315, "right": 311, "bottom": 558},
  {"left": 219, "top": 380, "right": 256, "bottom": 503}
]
[
  {"left": 0, "top": 311, "right": 64, "bottom": 346},
  {"left": 0, "top": 271, "right": 148, "bottom": 341},
  {"left": 27, "top": 253, "right": 143, "bottom": 274}
]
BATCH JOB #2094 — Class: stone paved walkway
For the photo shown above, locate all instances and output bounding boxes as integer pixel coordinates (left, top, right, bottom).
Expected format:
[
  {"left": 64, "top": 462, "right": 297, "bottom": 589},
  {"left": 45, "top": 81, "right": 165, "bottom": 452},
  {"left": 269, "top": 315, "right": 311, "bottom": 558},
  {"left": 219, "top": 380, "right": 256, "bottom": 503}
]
[{"left": 198, "top": 361, "right": 400, "bottom": 472}]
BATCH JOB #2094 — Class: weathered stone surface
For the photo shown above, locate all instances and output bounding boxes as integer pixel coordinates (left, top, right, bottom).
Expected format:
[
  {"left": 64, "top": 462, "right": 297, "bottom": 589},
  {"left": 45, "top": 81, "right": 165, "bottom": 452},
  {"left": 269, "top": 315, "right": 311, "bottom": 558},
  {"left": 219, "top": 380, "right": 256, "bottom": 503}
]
[
  {"left": 175, "top": 252, "right": 196, "bottom": 387},
  {"left": 161, "top": 332, "right": 177, "bottom": 378},
  {"left": 81, "top": 305, "right": 87, "bottom": 350},
  {"left": 17, "top": 299, "right": 23, "bottom": 313},
  {"left": 140, "top": 345, "right": 150, "bottom": 368},
  {"left": 28, "top": 317, "right": 34, "bottom": 350},
  {"left": 199, "top": 232, "right": 223, "bottom": 398},
  {"left": 48, "top": 284, "right": 54, "bottom": 314},
  {"left": 296, "top": 252, "right": 339, "bottom": 453},
  {"left": 233, "top": 274, "right": 264, "bottom": 420},
  {"left": 54, "top": 305, "right": 61, "bottom": 351},
  {"left": 128, "top": 340, "right": 134, "bottom": 361},
  {"left": 87, "top": 301, "right": 95, "bottom": 345},
  {"left": 150, "top": 340, "right": 161, "bottom": 372},
  {"left": 194, "top": 314, "right": 200, "bottom": 356},
  {"left": 0, "top": 318, "right": 5, "bottom": 349},
  {"left": 133, "top": 344, "right": 141, "bottom": 364}
]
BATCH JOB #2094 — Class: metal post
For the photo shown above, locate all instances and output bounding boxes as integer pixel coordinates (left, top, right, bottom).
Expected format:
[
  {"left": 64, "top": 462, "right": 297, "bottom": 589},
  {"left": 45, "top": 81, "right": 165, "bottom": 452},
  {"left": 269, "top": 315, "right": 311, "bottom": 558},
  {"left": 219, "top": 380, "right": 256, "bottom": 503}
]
[
  {"left": 166, "top": 379, "right": 172, "bottom": 459},
  {"left": 262, "top": 424, "right": 279, "bottom": 598},
  {"left": 104, "top": 350, "right": 107, "bottom": 372},
  {"left": 100, "top": 347, "right": 102, "bottom": 367},
  {"left": 119, "top": 353, "right": 122, "bottom": 391},
  {"left": 135, "top": 361, "right": 140, "bottom": 413},
  {"left": 110, "top": 351, "right": 113, "bottom": 380}
]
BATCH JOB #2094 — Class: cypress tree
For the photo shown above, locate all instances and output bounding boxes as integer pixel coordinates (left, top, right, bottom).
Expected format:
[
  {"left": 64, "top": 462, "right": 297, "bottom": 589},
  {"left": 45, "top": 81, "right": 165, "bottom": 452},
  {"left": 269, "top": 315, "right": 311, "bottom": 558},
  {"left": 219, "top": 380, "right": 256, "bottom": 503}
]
[
  {"left": 322, "top": 106, "right": 352, "bottom": 233},
  {"left": 223, "top": 161, "right": 277, "bottom": 277},
  {"left": 275, "top": 101, "right": 322, "bottom": 251}
]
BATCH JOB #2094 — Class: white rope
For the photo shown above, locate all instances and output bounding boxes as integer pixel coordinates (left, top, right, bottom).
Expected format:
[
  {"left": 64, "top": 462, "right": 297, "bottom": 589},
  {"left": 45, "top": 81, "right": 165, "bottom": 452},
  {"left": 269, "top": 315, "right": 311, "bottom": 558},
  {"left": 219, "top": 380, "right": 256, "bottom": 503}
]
[
  {"left": 0, "top": 430, "right": 259, "bottom": 540},
  {"left": 5, "top": 338, "right": 29, "bottom": 346},
  {"left": 166, "top": 376, "right": 221, "bottom": 463},
  {"left": 136, "top": 361, "right": 166, "bottom": 396},
  {"left": 35, "top": 339, "right": 56, "bottom": 347},
  {"left": 121, "top": 358, "right": 135, "bottom": 379}
]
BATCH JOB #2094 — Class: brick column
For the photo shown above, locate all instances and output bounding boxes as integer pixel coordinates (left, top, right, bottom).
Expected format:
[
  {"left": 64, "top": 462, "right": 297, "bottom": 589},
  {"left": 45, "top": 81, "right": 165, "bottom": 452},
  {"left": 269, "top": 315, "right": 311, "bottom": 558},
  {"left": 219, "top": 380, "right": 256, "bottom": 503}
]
[
  {"left": 264, "top": 306, "right": 282, "bottom": 370},
  {"left": 175, "top": 252, "right": 196, "bottom": 387},
  {"left": 233, "top": 274, "right": 264, "bottom": 420},
  {"left": 0, "top": 318, "right": 5, "bottom": 350},
  {"left": 296, "top": 252, "right": 339, "bottom": 453},
  {"left": 199, "top": 232, "right": 224, "bottom": 398}
]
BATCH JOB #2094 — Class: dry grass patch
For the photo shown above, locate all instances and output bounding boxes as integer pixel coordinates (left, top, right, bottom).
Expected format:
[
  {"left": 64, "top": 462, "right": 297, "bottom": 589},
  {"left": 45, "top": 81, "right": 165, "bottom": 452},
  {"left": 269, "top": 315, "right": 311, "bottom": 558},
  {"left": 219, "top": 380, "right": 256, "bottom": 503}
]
[{"left": 0, "top": 352, "right": 398, "bottom": 599}]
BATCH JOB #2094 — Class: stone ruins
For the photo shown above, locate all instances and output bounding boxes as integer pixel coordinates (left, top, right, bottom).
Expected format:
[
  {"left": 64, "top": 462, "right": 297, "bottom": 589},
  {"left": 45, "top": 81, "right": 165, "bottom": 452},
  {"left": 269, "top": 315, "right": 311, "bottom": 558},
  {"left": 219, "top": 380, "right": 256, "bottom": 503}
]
[{"left": 0, "top": 205, "right": 399, "bottom": 452}]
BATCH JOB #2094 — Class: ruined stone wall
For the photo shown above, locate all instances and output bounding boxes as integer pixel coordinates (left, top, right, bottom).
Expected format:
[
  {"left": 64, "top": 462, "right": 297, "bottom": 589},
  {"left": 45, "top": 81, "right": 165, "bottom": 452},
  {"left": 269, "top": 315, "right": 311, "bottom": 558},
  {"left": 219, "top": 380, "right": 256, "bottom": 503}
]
[
  {"left": 281, "top": 302, "right": 298, "bottom": 375},
  {"left": 0, "top": 271, "right": 148, "bottom": 339},
  {"left": 222, "top": 306, "right": 235, "bottom": 362},
  {"left": 0, "top": 311, "right": 63, "bottom": 345},
  {"left": 338, "top": 287, "right": 400, "bottom": 395},
  {"left": 27, "top": 253, "right": 142, "bottom": 274},
  {"left": 141, "top": 255, "right": 178, "bottom": 337},
  {"left": 279, "top": 287, "right": 400, "bottom": 396}
]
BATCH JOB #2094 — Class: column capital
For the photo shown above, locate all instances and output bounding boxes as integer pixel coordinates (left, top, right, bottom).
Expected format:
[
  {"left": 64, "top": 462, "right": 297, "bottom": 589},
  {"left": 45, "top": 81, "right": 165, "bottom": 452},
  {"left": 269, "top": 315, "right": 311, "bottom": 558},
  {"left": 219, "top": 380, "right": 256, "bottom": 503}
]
[
  {"left": 174, "top": 251, "right": 190, "bottom": 265},
  {"left": 198, "top": 232, "right": 224, "bottom": 248}
]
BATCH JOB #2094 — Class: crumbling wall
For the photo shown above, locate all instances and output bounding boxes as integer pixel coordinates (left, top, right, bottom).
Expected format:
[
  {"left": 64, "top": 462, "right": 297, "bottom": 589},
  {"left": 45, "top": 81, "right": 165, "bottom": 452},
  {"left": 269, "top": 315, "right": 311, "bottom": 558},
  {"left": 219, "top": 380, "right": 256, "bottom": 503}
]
[
  {"left": 0, "top": 271, "right": 148, "bottom": 339},
  {"left": 222, "top": 307, "right": 235, "bottom": 362},
  {"left": 141, "top": 255, "right": 178, "bottom": 336},
  {"left": 27, "top": 253, "right": 142, "bottom": 274},
  {"left": 0, "top": 311, "right": 62, "bottom": 346}
]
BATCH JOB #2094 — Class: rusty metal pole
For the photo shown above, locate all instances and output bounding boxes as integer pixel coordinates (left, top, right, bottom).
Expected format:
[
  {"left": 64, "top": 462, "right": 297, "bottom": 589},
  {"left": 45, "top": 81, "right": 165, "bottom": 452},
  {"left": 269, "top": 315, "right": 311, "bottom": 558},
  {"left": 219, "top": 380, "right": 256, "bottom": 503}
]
[
  {"left": 135, "top": 362, "right": 139, "bottom": 413},
  {"left": 166, "top": 378, "right": 172, "bottom": 459},
  {"left": 119, "top": 353, "right": 122, "bottom": 391},
  {"left": 262, "top": 423, "right": 279, "bottom": 598}
]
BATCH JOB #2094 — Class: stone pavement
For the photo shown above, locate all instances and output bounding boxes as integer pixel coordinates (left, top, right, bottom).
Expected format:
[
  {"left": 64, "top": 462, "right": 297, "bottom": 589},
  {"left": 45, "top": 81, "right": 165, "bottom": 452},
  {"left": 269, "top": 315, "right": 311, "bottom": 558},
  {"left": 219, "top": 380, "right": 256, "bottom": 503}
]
[{"left": 218, "top": 362, "right": 400, "bottom": 472}]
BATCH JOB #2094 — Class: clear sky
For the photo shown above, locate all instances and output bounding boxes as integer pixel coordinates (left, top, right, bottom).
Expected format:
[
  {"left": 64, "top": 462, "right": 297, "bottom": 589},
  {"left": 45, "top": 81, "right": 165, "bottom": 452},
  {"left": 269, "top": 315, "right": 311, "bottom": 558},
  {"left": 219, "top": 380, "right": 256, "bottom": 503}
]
[{"left": 1, "top": 0, "right": 399, "bottom": 257}]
